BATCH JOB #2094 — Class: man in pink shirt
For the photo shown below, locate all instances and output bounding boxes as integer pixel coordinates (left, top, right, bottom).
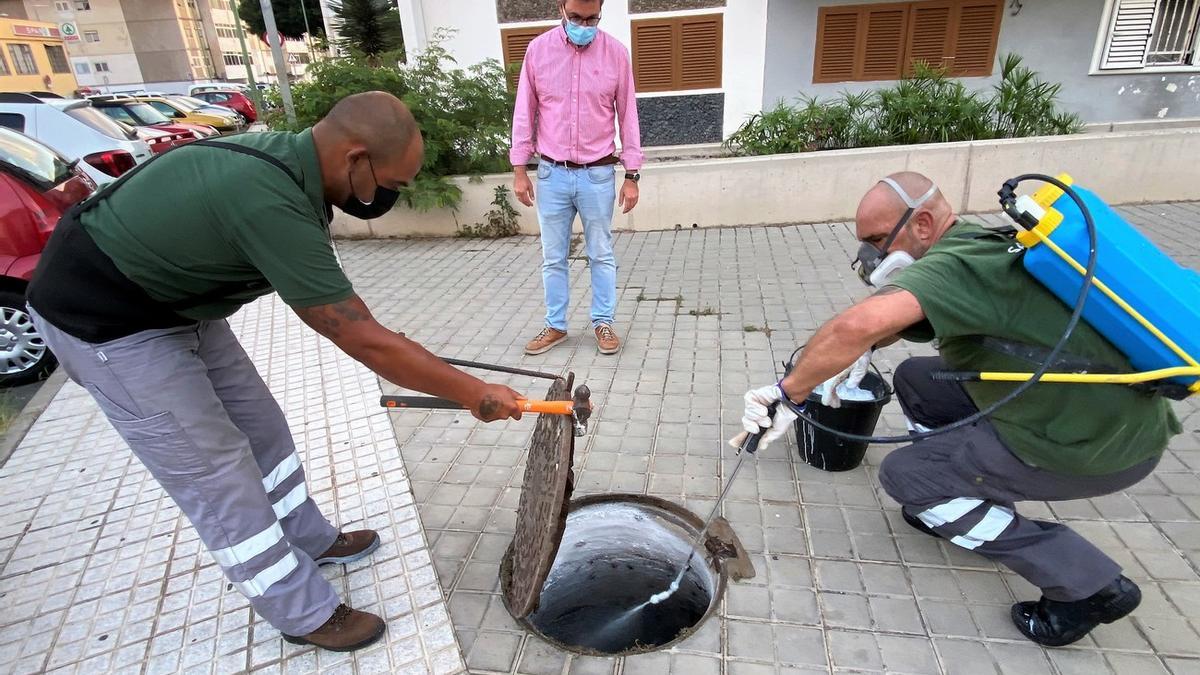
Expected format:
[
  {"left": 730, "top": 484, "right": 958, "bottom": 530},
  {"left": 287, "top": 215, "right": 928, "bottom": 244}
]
[{"left": 511, "top": 0, "right": 643, "bottom": 356}]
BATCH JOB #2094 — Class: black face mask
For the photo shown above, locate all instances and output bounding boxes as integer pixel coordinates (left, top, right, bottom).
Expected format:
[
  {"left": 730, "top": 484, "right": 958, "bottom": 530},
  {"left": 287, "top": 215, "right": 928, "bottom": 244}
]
[{"left": 340, "top": 156, "right": 401, "bottom": 220}]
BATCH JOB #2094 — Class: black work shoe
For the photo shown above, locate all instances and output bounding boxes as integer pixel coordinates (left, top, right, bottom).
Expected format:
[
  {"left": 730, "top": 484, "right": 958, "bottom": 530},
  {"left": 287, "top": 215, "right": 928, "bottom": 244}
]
[
  {"left": 314, "top": 530, "right": 380, "bottom": 566},
  {"left": 283, "top": 604, "right": 385, "bottom": 652},
  {"left": 1011, "top": 575, "right": 1141, "bottom": 647},
  {"left": 901, "top": 509, "right": 940, "bottom": 539}
]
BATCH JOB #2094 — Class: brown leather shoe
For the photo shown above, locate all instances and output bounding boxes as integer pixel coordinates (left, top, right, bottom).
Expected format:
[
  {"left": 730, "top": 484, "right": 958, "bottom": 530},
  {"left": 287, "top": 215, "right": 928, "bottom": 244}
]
[
  {"left": 595, "top": 323, "right": 621, "bottom": 355},
  {"left": 525, "top": 327, "right": 568, "bottom": 355},
  {"left": 282, "top": 604, "right": 385, "bottom": 652},
  {"left": 314, "top": 530, "right": 380, "bottom": 566}
]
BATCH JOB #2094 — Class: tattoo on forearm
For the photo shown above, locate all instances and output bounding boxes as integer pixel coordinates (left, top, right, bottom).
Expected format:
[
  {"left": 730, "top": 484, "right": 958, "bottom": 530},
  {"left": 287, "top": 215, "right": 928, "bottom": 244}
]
[
  {"left": 297, "top": 297, "right": 371, "bottom": 339},
  {"left": 479, "top": 395, "right": 500, "bottom": 419},
  {"left": 872, "top": 286, "right": 903, "bottom": 298}
]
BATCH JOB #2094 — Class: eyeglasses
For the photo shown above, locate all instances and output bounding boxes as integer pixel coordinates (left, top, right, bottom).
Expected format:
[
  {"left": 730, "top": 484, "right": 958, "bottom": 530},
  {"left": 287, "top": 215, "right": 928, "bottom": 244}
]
[{"left": 566, "top": 13, "right": 602, "bottom": 27}]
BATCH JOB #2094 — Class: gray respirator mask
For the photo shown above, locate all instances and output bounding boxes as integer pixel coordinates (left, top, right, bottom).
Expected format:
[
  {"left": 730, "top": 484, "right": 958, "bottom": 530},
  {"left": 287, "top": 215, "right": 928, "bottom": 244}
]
[{"left": 852, "top": 178, "right": 937, "bottom": 286}]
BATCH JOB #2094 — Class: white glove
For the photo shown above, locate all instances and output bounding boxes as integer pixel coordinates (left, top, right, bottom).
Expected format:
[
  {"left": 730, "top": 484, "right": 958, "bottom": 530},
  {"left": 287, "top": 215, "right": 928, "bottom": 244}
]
[
  {"left": 821, "top": 351, "right": 872, "bottom": 409},
  {"left": 728, "top": 383, "right": 800, "bottom": 452}
]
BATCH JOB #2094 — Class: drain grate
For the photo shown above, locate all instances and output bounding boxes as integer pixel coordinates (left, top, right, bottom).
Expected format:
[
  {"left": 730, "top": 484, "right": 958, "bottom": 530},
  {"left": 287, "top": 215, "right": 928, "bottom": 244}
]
[{"left": 501, "top": 373, "right": 576, "bottom": 618}]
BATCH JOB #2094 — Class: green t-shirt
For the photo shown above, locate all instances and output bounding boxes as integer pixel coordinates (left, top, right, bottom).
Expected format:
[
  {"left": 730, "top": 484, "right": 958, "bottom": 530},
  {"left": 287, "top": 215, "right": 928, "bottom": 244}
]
[
  {"left": 890, "top": 220, "right": 1180, "bottom": 476},
  {"left": 82, "top": 130, "right": 353, "bottom": 320}
]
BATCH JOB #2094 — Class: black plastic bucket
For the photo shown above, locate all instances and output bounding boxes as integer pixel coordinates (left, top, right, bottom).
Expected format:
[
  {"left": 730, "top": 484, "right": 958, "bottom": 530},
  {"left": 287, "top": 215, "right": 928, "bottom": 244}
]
[{"left": 784, "top": 353, "right": 893, "bottom": 472}]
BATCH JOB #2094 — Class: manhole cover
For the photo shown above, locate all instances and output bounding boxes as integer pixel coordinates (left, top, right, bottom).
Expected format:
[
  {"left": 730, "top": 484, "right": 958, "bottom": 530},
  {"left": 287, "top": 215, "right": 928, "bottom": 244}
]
[{"left": 502, "top": 372, "right": 576, "bottom": 618}]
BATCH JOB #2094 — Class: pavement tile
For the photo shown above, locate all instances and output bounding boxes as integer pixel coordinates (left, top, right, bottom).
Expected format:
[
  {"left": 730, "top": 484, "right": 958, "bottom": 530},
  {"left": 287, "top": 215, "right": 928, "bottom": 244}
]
[{"left": 5, "top": 206, "right": 1200, "bottom": 674}]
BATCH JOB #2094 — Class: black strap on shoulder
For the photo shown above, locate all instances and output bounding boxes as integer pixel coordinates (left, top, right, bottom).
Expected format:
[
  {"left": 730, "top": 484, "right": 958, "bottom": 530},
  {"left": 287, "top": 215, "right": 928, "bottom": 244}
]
[
  {"left": 67, "top": 138, "right": 307, "bottom": 313},
  {"left": 70, "top": 138, "right": 302, "bottom": 218}
]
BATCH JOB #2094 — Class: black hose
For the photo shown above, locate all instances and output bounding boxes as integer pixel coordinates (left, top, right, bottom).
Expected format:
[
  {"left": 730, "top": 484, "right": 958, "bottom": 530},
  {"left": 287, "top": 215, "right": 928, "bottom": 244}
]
[{"left": 781, "top": 174, "right": 1098, "bottom": 444}]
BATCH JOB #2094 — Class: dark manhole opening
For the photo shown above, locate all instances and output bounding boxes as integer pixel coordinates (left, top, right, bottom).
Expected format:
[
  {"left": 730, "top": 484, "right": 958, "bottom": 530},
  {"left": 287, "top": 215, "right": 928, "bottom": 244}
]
[{"left": 504, "top": 494, "right": 738, "bottom": 656}]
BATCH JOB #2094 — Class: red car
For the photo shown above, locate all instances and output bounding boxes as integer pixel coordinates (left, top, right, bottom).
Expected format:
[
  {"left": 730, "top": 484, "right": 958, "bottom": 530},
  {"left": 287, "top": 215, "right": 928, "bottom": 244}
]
[
  {"left": 0, "top": 127, "right": 96, "bottom": 385},
  {"left": 193, "top": 90, "right": 258, "bottom": 123}
]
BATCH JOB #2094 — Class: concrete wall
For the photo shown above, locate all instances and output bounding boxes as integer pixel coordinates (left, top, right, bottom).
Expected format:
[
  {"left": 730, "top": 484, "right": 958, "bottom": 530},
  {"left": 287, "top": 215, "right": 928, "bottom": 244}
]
[
  {"left": 331, "top": 128, "right": 1200, "bottom": 238},
  {"left": 762, "top": 0, "right": 1200, "bottom": 125}
]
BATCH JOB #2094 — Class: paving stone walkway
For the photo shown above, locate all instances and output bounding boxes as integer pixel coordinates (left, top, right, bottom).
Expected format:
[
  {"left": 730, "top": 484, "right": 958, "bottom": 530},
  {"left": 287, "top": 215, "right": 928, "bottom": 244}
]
[
  {"left": 0, "top": 202, "right": 1197, "bottom": 675},
  {"left": 359, "top": 202, "right": 1200, "bottom": 675}
]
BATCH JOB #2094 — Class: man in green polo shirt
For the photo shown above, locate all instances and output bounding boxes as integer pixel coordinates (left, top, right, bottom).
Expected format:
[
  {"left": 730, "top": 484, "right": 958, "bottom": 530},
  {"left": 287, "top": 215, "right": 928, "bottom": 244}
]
[
  {"left": 733, "top": 172, "right": 1179, "bottom": 647},
  {"left": 27, "top": 92, "right": 525, "bottom": 652}
]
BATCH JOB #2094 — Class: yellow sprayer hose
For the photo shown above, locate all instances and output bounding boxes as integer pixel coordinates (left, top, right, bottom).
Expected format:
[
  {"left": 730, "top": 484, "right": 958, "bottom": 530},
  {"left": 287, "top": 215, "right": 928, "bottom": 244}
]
[
  {"left": 1027, "top": 227, "right": 1200, "bottom": 394},
  {"left": 978, "top": 367, "right": 1200, "bottom": 386}
]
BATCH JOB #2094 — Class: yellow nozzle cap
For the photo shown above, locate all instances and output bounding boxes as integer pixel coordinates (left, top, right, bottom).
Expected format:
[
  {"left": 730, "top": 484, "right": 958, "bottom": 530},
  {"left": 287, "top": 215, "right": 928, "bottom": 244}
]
[
  {"left": 1016, "top": 205, "right": 1064, "bottom": 248},
  {"left": 1031, "top": 173, "right": 1074, "bottom": 209}
]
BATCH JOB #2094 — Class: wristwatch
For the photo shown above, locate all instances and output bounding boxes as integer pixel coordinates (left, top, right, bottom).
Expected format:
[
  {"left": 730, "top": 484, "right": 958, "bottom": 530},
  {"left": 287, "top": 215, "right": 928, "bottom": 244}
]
[{"left": 624, "top": 172, "right": 641, "bottom": 183}]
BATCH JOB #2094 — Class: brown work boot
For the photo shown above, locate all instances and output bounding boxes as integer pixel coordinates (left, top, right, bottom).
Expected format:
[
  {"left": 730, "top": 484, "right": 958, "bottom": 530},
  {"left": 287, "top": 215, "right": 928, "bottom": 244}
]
[
  {"left": 282, "top": 603, "right": 385, "bottom": 652},
  {"left": 525, "top": 327, "right": 568, "bottom": 355},
  {"left": 595, "top": 323, "right": 621, "bottom": 355},
  {"left": 314, "top": 530, "right": 380, "bottom": 566}
]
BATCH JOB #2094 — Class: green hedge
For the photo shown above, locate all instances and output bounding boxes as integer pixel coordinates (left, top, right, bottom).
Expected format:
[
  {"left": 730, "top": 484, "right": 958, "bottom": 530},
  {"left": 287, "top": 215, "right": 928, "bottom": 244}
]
[{"left": 725, "top": 55, "right": 1083, "bottom": 156}]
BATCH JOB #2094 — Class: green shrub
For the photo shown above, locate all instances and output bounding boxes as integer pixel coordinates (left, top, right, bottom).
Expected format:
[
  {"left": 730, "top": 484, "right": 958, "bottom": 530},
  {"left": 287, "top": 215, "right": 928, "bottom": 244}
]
[
  {"left": 266, "top": 28, "right": 514, "bottom": 211},
  {"left": 725, "top": 54, "right": 1083, "bottom": 157},
  {"left": 458, "top": 185, "right": 521, "bottom": 238}
]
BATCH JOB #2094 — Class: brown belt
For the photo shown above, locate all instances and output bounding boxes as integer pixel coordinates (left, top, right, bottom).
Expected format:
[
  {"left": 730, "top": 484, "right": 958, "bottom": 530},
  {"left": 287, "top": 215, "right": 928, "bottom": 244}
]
[{"left": 539, "top": 154, "right": 620, "bottom": 169}]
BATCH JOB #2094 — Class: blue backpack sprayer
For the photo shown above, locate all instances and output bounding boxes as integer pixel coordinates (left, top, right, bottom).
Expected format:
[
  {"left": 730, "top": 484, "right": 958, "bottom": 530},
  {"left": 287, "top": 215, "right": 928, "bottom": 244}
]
[{"left": 640, "top": 173, "right": 1200, "bottom": 611}]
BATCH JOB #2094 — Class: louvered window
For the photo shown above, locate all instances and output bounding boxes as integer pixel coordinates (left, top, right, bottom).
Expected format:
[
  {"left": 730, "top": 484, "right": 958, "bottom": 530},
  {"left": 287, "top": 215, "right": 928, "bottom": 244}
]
[
  {"left": 632, "top": 14, "right": 723, "bottom": 93},
  {"left": 501, "top": 26, "right": 555, "bottom": 89},
  {"left": 1100, "top": 0, "right": 1199, "bottom": 69},
  {"left": 814, "top": 1, "right": 1003, "bottom": 83}
]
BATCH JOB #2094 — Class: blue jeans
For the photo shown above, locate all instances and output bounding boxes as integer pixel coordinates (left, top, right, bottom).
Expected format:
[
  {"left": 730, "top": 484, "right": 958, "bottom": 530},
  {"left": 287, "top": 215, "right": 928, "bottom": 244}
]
[{"left": 536, "top": 159, "right": 617, "bottom": 331}]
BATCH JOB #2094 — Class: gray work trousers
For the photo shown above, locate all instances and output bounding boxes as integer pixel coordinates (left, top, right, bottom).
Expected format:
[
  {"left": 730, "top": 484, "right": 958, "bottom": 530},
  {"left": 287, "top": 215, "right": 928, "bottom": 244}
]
[
  {"left": 879, "top": 357, "right": 1158, "bottom": 601},
  {"left": 32, "top": 307, "right": 340, "bottom": 635}
]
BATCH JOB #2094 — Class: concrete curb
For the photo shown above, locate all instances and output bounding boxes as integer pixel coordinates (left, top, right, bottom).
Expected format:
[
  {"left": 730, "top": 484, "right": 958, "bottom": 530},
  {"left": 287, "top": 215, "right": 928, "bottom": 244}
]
[{"left": 0, "top": 368, "right": 68, "bottom": 469}]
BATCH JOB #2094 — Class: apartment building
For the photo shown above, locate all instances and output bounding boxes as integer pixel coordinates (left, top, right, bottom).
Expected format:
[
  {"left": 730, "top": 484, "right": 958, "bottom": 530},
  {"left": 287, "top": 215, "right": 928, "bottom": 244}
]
[{"left": 15, "top": 0, "right": 314, "bottom": 94}]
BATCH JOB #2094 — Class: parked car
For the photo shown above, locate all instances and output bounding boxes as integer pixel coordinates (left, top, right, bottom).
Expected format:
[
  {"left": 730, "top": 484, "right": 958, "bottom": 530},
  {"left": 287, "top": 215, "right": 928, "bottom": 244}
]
[
  {"left": 189, "top": 83, "right": 250, "bottom": 96},
  {"left": 122, "top": 122, "right": 193, "bottom": 154},
  {"left": 89, "top": 96, "right": 218, "bottom": 143},
  {"left": 133, "top": 96, "right": 241, "bottom": 134},
  {"left": 0, "top": 127, "right": 97, "bottom": 385},
  {"left": 168, "top": 95, "right": 248, "bottom": 127},
  {"left": 191, "top": 90, "right": 258, "bottom": 123},
  {"left": 0, "top": 93, "right": 152, "bottom": 185}
]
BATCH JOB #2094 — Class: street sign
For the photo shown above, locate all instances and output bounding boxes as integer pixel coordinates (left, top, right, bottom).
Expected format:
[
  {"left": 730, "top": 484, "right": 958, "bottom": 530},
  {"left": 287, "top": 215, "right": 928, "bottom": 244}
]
[{"left": 60, "top": 22, "right": 79, "bottom": 42}]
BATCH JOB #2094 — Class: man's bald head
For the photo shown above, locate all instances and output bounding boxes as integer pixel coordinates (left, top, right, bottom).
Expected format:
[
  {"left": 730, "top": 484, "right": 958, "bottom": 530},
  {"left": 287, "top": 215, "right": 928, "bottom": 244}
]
[
  {"left": 313, "top": 91, "right": 425, "bottom": 208},
  {"left": 855, "top": 171, "right": 957, "bottom": 261},
  {"left": 321, "top": 91, "right": 419, "bottom": 163}
]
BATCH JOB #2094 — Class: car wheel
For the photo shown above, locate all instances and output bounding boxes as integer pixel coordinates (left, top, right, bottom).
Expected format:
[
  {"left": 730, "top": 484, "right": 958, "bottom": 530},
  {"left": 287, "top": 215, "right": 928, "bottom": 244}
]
[{"left": 0, "top": 290, "right": 57, "bottom": 387}]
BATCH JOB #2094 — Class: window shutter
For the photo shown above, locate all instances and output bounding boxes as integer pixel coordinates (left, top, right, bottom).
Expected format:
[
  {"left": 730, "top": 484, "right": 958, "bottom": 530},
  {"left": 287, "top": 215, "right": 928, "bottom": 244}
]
[
  {"left": 950, "top": 0, "right": 1003, "bottom": 76},
  {"left": 906, "top": 1, "right": 953, "bottom": 72},
  {"left": 1101, "top": 0, "right": 1157, "bottom": 69},
  {"left": 501, "top": 26, "right": 553, "bottom": 89},
  {"left": 678, "top": 15, "right": 723, "bottom": 89},
  {"left": 861, "top": 5, "right": 909, "bottom": 80},
  {"left": 814, "top": 7, "right": 863, "bottom": 83},
  {"left": 633, "top": 19, "right": 678, "bottom": 92}
]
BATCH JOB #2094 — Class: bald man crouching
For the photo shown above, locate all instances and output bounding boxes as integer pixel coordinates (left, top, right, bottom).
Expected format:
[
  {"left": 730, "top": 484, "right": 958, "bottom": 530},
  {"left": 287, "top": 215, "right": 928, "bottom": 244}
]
[
  {"left": 26, "top": 92, "right": 526, "bottom": 652},
  {"left": 734, "top": 172, "right": 1177, "bottom": 647}
]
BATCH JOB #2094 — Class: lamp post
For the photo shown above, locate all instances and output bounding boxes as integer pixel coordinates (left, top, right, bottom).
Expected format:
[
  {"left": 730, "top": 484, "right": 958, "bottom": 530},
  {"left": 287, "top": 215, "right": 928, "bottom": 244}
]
[
  {"left": 259, "top": 0, "right": 296, "bottom": 125},
  {"left": 230, "top": 0, "right": 264, "bottom": 112}
]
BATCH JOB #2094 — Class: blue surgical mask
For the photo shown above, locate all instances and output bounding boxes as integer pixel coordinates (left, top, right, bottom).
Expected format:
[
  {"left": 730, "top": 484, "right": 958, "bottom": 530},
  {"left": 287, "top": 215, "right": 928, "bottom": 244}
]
[{"left": 563, "top": 20, "right": 598, "bottom": 46}]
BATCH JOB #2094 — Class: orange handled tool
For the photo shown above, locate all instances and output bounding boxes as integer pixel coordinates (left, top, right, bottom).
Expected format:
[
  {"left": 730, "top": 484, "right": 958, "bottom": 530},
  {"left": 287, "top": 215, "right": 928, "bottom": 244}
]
[
  {"left": 380, "top": 395, "right": 573, "bottom": 415},
  {"left": 517, "top": 399, "right": 576, "bottom": 415}
]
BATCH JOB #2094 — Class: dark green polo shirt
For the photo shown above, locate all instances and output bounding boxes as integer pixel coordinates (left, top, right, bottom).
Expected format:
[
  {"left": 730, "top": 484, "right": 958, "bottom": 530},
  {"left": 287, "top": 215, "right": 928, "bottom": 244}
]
[
  {"left": 890, "top": 221, "right": 1180, "bottom": 476},
  {"left": 83, "top": 130, "right": 353, "bottom": 320}
]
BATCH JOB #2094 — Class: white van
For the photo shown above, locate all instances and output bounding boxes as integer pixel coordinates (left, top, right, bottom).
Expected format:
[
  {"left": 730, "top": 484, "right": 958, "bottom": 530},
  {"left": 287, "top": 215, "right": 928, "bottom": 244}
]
[{"left": 0, "top": 93, "right": 153, "bottom": 185}]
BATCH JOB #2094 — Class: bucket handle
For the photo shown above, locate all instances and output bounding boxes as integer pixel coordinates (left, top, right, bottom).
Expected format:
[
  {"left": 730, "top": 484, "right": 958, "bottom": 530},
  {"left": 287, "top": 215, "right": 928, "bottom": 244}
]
[{"left": 783, "top": 345, "right": 894, "bottom": 397}]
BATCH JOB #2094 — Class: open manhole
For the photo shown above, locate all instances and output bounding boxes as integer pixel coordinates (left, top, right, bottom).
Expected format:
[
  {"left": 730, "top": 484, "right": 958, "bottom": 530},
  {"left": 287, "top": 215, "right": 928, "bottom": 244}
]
[{"left": 499, "top": 376, "right": 753, "bottom": 656}]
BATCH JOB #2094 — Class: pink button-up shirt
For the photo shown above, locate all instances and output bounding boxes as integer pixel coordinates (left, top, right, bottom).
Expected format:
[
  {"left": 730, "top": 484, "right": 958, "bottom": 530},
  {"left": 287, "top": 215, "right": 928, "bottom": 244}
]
[{"left": 510, "top": 27, "right": 643, "bottom": 170}]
